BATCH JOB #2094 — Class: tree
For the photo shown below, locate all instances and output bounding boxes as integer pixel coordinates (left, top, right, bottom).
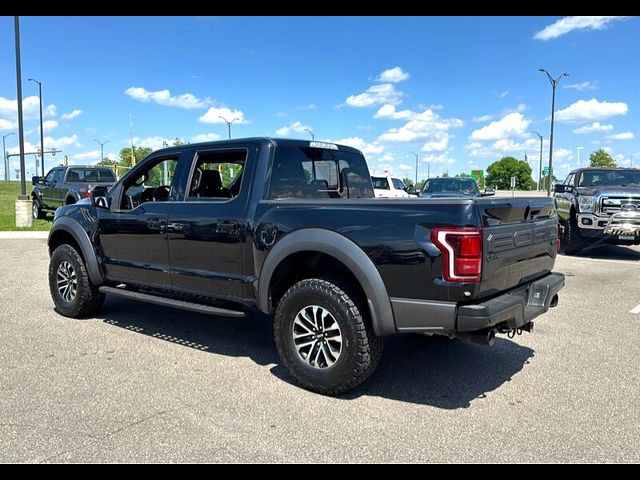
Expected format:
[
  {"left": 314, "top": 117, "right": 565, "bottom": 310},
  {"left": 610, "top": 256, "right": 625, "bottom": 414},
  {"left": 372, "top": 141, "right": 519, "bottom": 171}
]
[
  {"left": 119, "top": 146, "right": 153, "bottom": 167},
  {"left": 455, "top": 172, "right": 471, "bottom": 178},
  {"left": 589, "top": 149, "right": 617, "bottom": 168},
  {"left": 485, "top": 156, "right": 534, "bottom": 190},
  {"left": 172, "top": 137, "right": 185, "bottom": 146},
  {"left": 402, "top": 177, "right": 414, "bottom": 188}
]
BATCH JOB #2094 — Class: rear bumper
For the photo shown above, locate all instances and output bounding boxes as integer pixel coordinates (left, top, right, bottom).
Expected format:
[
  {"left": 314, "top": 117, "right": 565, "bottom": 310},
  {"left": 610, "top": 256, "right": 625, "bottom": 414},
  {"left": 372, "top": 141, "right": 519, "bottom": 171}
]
[
  {"left": 390, "top": 272, "right": 565, "bottom": 334},
  {"left": 456, "top": 272, "right": 565, "bottom": 332}
]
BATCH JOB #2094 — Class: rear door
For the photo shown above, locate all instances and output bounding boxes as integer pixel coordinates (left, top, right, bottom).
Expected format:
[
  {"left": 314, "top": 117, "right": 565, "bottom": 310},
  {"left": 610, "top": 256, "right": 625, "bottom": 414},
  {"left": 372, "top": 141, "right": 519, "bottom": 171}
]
[{"left": 476, "top": 197, "right": 558, "bottom": 298}]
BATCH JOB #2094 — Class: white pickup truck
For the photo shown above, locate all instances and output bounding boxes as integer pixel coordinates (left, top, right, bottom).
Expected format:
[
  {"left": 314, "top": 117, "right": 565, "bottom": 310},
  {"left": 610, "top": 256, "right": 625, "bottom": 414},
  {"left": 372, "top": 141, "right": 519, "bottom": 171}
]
[{"left": 371, "top": 175, "right": 412, "bottom": 198}]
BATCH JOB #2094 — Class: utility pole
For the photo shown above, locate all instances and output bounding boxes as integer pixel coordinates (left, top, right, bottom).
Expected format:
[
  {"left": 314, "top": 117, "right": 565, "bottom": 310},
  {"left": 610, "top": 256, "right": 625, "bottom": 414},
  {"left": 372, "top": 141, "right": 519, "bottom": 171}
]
[
  {"left": 3, "top": 132, "right": 15, "bottom": 181},
  {"left": 533, "top": 131, "right": 543, "bottom": 191},
  {"left": 219, "top": 116, "right": 239, "bottom": 140},
  {"left": 27, "top": 78, "right": 44, "bottom": 177},
  {"left": 95, "top": 139, "right": 110, "bottom": 162},
  {"left": 539, "top": 68, "right": 570, "bottom": 196},
  {"left": 129, "top": 113, "right": 136, "bottom": 165},
  {"left": 304, "top": 128, "right": 314, "bottom": 141},
  {"left": 577, "top": 146, "right": 584, "bottom": 169},
  {"left": 14, "top": 16, "right": 31, "bottom": 227},
  {"left": 410, "top": 151, "right": 419, "bottom": 187}
]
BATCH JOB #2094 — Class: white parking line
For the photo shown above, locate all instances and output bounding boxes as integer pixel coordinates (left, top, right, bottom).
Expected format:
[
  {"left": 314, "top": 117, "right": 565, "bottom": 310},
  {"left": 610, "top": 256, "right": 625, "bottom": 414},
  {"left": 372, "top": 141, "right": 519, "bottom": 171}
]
[{"left": 630, "top": 304, "right": 640, "bottom": 315}]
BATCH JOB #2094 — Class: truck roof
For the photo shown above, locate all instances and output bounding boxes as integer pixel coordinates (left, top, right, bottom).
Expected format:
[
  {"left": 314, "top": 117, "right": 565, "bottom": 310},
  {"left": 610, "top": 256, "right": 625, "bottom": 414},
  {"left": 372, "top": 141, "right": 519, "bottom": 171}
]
[{"left": 155, "top": 137, "right": 363, "bottom": 155}]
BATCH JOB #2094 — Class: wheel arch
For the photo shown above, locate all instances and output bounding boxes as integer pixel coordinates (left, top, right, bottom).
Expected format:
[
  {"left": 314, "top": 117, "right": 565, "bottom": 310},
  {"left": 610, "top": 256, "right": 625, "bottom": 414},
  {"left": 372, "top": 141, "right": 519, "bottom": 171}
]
[
  {"left": 48, "top": 217, "right": 103, "bottom": 285},
  {"left": 258, "top": 228, "right": 395, "bottom": 336}
]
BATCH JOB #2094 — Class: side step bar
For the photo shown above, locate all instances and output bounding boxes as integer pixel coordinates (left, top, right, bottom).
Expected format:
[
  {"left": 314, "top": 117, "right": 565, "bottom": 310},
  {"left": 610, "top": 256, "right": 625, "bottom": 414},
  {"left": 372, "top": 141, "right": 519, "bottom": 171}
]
[{"left": 99, "top": 286, "right": 245, "bottom": 318}]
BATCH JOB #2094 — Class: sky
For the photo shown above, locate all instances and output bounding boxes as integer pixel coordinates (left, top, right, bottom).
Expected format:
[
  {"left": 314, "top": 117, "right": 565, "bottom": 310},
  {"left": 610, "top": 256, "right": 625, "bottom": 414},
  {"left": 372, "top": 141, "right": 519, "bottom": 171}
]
[{"left": 0, "top": 16, "right": 638, "bottom": 181}]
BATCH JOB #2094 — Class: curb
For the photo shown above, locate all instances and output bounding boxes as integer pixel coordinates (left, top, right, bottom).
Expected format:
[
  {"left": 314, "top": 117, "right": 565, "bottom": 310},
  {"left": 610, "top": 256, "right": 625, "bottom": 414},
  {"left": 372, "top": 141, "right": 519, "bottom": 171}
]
[{"left": 0, "top": 231, "right": 50, "bottom": 239}]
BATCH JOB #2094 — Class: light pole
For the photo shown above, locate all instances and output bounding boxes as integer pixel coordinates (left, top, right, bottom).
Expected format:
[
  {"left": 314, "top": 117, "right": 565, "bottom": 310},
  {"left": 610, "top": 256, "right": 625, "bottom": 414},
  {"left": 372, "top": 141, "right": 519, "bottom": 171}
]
[
  {"left": 304, "top": 128, "right": 314, "bottom": 141},
  {"left": 3, "top": 132, "right": 15, "bottom": 181},
  {"left": 533, "top": 131, "right": 543, "bottom": 191},
  {"left": 27, "top": 78, "right": 44, "bottom": 178},
  {"left": 410, "top": 151, "right": 419, "bottom": 187},
  {"left": 94, "top": 139, "right": 110, "bottom": 162},
  {"left": 219, "top": 116, "right": 239, "bottom": 140},
  {"left": 539, "top": 68, "right": 569, "bottom": 196},
  {"left": 577, "top": 146, "right": 584, "bottom": 169}
]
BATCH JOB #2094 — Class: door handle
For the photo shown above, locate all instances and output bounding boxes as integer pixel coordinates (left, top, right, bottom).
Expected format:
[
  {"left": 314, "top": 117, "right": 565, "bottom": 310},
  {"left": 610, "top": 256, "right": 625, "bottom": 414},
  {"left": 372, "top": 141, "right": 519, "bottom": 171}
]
[{"left": 216, "top": 219, "right": 240, "bottom": 236}]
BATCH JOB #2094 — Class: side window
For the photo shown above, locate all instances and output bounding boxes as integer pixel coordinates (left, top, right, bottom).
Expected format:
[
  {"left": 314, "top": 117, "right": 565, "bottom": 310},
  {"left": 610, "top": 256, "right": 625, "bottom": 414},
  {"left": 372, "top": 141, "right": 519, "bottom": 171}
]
[
  {"left": 566, "top": 174, "right": 575, "bottom": 187},
  {"left": 52, "top": 169, "right": 64, "bottom": 184},
  {"left": 371, "top": 177, "right": 390, "bottom": 190},
  {"left": 187, "top": 149, "right": 246, "bottom": 201},
  {"left": 44, "top": 169, "right": 56, "bottom": 184},
  {"left": 392, "top": 178, "right": 406, "bottom": 190},
  {"left": 120, "top": 157, "right": 178, "bottom": 210}
]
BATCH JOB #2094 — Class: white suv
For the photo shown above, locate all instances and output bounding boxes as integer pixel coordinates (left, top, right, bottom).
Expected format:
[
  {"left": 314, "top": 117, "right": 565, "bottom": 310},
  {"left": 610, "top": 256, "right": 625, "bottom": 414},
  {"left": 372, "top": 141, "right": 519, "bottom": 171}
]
[{"left": 371, "top": 176, "right": 411, "bottom": 198}]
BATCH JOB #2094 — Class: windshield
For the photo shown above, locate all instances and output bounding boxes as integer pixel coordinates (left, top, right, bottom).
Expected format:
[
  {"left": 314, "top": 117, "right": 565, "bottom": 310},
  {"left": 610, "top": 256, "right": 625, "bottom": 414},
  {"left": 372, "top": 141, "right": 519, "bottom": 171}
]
[
  {"left": 578, "top": 170, "right": 640, "bottom": 187},
  {"left": 371, "top": 177, "right": 389, "bottom": 190},
  {"left": 421, "top": 178, "right": 479, "bottom": 196}
]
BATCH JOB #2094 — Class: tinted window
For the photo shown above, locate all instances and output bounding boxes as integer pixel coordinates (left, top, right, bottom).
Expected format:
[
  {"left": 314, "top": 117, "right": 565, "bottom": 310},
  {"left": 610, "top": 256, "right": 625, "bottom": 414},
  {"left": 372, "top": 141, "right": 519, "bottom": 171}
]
[
  {"left": 269, "top": 147, "right": 373, "bottom": 199},
  {"left": 187, "top": 149, "right": 247, "bottom": 200},
  {"left": 372, "top": 177, "right": 390, "bottom": 190},
  {"left": 565, "top": 174, "right": 575, "bottom": 187},
  {"left": 52, "top": 169, "right": 64, "bottom": 184},
  {"left": 421, "top": 178, "right": 479, "bottom": 195},
  {"left": 392, "top": 178, "right": 406, "bottom": 190},
  {"left": 120, "top": 157, "right": 179, "bottom": 210},
  {"left": 66, "top": 168, "right": 116, "bottom": 183}
]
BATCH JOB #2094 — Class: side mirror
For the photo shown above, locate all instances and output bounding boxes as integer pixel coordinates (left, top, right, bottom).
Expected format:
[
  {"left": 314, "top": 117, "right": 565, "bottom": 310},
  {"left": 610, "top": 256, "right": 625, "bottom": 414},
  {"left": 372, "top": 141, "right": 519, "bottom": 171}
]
[
  {"left": 91, "top": 186, "right": 110, "bottom": 209},
  {"left": 32, "top": 176, "right": 43, "bottom": 186},
  {"left": 481, "top": 188, "right": 495, "bottom": 197},
  {"left": 554, "top": 184, "right": 565, "bottom": 193},
  {"left": 406, "top": 185, "right": 416, "bottom": 194}
]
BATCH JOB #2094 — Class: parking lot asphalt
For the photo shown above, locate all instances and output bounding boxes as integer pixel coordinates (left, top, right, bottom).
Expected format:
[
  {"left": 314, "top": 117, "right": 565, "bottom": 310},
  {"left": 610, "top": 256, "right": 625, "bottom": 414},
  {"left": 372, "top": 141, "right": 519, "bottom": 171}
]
[{"left": 1, "top": 239, "right": 639, "bottom": 463}]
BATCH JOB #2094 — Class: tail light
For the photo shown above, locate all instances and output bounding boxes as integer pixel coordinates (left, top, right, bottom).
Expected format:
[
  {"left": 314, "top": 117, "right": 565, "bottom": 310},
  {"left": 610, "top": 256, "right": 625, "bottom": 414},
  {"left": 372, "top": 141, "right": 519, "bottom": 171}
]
[
  {"left": 431, "top": 227, "right": 482, "bottom": 283},
  {"left": 85, "top": 190, "right": 91, "bottom": 199}
]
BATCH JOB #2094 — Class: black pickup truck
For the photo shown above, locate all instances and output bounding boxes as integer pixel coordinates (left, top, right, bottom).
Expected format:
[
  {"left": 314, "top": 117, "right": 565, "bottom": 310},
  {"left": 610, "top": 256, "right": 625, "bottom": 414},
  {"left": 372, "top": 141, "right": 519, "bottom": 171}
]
[
  {"left": 31, "top": 165, "right": 117, "bottom": 219},
  {"left": 47, "top": 138, "right": 564, "bottom": 394}
]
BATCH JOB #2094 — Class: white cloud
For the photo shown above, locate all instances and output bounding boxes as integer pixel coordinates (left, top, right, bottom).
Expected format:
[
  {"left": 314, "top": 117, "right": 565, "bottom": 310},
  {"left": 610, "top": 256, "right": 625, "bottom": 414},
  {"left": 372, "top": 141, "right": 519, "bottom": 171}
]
[
  {"left": 42, "top": 120, "right": 58, "bottom": 133},
  {"left": 555, "top": 98, "right": 628, "bottom": 122},
  {"left": 0, "top": 118, "right": 15, "bottom": 130},
  {"left": 472, "top": 114, "right": 493, "bottom": 123},
  {"left": 554, "top": 148, "right": 574, "bottom": 161},
  {"left": 398, "top": 164, "right": 413, "bottom": 172},
  {"left": 72, "top": 150, "right": 101, "bottom": 161},
  {"left": 378, "top": 108, "right": 463, "bottom": 144},
  {"left": 61, "top": 109, "right": 83, "bottom": 120},
  {"left": 0, "top": 96, "right": 56, "bottom": 120},
  {"left": 294, "top": 103, "right": 317, "bottom": 110},
  {"left": 499, "top": 90, "right": 509, "bottom": 98},
  {"left": 276, "top": 121, "right": 312, "bottom": 136},
  {"left": 344, "top": 84, "right": 403, "bottom": 108},
  {"left": 470, "top": 112, "right": 531, "bottom": 141},
  {"left": 422, "top": 153, "right": 456, "bottom": 165},
  {"left": 124, "top": 87, "right": 211, "bottom": 109},
  {"left": 130, "top": 136, "right": 172, "bottom": 151},
  {"left": 333, "top": 137, "right": 384, "bottom": 156},
  {"left": 606, "top": 132, "right": 634, "bottom": 141},
  {"left": 191, "top": 132, "right": 222, "bottom": 142},
  {"left": 564, "top": 81, "right": 598, "bottom": 91},
  {"left": 376, "top": 67, "right": 410, "bottom": 84},
  {"left": 534, "top": 16, "right": 628, "bottom": 41},
  {"left": 44, "top": 134, "right": 80, "bottom": 149},
  {"left": 198, "top": 106, "right": 248, "bottom": 124},
  {"left": 373, "top": 104, "right": 414, "bottom": 120},
  {"left": 572, "top": 122, "right": 613, "bottom": 134},
  {"left": 421, "top": 135, "right": 451, "bottom": 152}
]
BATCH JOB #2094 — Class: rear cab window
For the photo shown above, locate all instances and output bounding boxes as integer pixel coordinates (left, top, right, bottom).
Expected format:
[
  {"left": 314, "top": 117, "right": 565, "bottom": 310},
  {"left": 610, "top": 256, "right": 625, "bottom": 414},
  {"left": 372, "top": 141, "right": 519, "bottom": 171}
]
[
  {"left": 268, "top": 145, "right": 373, "bottom": 199},
  {"left": 66, "top": 168, "right": 116, "bottom": 183},
  {"left": 371, "top": 177, "right": 390, "bottom": 190}
]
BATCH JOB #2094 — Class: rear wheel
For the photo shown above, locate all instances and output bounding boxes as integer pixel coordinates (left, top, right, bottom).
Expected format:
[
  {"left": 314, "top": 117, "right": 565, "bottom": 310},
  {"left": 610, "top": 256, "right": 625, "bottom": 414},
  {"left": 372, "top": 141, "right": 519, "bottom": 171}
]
[
  {"left": 49, "top": 244, "right": 104, "bottom": 317},
  {"left": 274, "top": 278, "right": 383, "bottom": 395},
  {"left": 561, "top": 213, "right": 583, "bottom": 255}
]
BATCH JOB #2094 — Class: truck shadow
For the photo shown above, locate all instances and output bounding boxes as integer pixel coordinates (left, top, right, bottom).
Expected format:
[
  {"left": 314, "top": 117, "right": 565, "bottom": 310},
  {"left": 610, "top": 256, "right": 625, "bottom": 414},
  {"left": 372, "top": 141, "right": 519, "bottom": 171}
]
[
  {"left": 98, "top": 297, "right": 533, "bottom": 409},
  {"left": 569, "top": 244, "right": 640, "bottom": 262}
]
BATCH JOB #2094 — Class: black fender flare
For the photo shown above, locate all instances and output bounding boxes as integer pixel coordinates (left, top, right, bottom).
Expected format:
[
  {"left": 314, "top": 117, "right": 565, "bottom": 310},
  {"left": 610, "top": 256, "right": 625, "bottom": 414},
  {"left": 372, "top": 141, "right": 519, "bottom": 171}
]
[
  {"left": 257, "top": 228, "right": 396, "bottom": 336},
  {"left": 65, "top": 190, "right": 80, "bottom": 204},
  {"left": 48, "top": 217, "right": 104, "bottom": 285}
]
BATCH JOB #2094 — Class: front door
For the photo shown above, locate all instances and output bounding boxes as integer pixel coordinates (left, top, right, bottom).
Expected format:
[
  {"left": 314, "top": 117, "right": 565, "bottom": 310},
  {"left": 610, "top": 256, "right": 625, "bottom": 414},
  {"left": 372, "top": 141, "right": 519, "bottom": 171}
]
[
  {"left": 167, "top": 146, "right": 252, "bottom": 302},
  {"left": 98, "top": 154, "right": 184, "bottom": 289},
  {"left": 42, "top": 168, "right": 63, "bottom": 208}
]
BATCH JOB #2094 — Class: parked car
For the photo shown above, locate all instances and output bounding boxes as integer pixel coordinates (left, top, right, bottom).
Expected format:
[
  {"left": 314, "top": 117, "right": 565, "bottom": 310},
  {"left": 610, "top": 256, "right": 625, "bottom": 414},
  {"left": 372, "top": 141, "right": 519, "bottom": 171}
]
[
  {"left": 419, "top": 177, "right": 494, "bottom": 198},
  {"left": 372, "top": 175, "right": 412, "bottom": 198},
  {"left": 554, "top": 167, "right": 640, "bottom": 254},
  {"left": 31, "top": 165, "right": 116, "bottom": 219},
  {"left": 47, "top": 138, "right": 564, "bottom": 394}
]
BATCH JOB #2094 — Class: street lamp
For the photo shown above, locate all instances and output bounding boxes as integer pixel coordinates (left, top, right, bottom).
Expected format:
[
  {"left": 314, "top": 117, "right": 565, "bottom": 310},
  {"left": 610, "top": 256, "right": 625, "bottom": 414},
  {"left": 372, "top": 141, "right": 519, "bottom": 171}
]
[
  {"left": 3, "top": 132, "right": 15, "bottom": 181},
  {"left": 577, "top": 146, "right": 584, "bottom": 169},
  {"left": 94, "top": 139, "right": 110, "bottom": 162},
  {"left": 533, "top": 131, "right": 543, "bottom": 191},
  {"left": 410, "top": 151, "right": 419, "bottom": 187},
  {"left": 27, "top": 77, "right": 44, "bottom": 178},
  {"left": 219, "top": 116, "right": 239, "bottom": 140},
  {"left": 539, "top": 68, "right": 569, "bottom": 196},
  {"left": 304, "top": 128, "right": 315, "bottom": 141}
]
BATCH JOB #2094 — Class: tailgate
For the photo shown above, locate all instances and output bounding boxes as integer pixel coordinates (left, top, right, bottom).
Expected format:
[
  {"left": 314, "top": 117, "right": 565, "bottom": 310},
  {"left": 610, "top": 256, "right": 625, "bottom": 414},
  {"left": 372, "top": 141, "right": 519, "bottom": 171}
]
[{"left": 476, "top": 197, "right": 558, "bottom": 299}]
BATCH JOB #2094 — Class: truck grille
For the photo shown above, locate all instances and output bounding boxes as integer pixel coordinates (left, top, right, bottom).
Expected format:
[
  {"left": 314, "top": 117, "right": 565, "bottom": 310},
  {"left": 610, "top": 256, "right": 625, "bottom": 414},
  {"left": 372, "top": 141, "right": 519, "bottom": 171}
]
[{"left": 600, "top": 197, "right": 640, "bottom": 215}]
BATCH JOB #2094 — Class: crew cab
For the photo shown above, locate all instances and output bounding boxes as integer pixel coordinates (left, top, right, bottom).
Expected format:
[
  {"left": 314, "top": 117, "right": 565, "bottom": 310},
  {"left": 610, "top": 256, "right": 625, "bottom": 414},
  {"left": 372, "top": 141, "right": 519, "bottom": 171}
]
[
  {"left": 554, "top": 167, "right": 640, "bottom": 254},
  {"left": 47, "top": 138, "right": 564, "bottom": 394},
  {"left": 372, "top": 175, "right": 412, "bottom": 198},
  {"left": 31, "top": 165, "right": 116, "bottom": 219}
]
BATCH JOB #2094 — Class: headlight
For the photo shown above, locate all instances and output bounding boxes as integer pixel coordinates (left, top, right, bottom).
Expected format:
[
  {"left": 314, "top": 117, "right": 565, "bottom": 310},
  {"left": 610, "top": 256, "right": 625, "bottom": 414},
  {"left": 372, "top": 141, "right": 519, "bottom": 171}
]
[{"left": 578, "top": 195, "right": 596, "bottom": 212}]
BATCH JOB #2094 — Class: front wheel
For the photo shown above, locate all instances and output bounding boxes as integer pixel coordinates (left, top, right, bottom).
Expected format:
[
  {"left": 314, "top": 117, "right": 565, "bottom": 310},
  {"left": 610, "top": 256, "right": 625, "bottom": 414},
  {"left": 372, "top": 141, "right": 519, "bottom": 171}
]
[
  {"left": 32, "top": 199, "right": 46, "bottom": 220},
  {"left": 561, "top": 214, "right": 583, "bottom": 255},
  {"left": 49, "top": 244, "right": 104, "bottom": 317},
  {"left": 274, "top": 278, "right": 383, "bottom": 395}
]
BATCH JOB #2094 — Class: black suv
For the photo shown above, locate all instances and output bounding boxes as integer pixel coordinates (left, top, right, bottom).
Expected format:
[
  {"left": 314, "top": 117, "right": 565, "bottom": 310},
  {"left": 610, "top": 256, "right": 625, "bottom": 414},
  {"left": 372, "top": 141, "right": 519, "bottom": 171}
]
[{"left": 31, "top": 165, "right": 116, "bottom": 219}]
